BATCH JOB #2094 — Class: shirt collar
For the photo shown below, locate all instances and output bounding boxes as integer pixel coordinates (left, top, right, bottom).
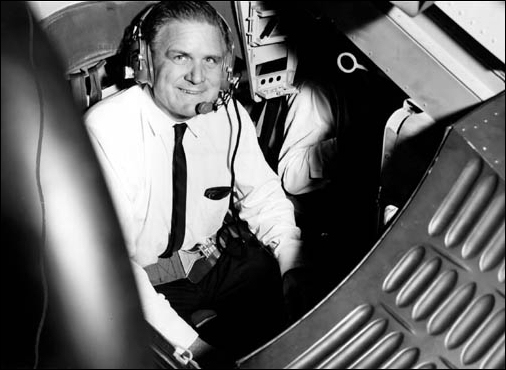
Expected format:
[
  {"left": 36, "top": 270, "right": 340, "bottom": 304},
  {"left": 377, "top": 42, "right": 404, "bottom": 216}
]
[{"left": 141, "top": 85, "right": 202, "bottom": 138}]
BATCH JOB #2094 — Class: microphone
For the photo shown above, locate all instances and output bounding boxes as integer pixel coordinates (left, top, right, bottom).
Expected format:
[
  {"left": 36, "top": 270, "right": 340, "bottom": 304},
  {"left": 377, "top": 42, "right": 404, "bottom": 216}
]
[
  {"left": 196, "top": 101, "right": 215, "bottom": 115},
  {"left": 195, "top": 85, "right": 236, "bottom": 115}
]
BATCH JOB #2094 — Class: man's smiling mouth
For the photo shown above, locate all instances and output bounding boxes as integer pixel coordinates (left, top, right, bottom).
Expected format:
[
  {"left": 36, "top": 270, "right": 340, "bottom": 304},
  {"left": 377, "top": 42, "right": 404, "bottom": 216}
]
[{"left": 179, "top": 88, "right": 202, "bottom": 95}]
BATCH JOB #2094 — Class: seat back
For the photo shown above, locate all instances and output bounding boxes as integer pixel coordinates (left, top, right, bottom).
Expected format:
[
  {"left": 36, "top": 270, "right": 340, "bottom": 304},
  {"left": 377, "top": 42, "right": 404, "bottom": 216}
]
[
  {"left": 41, "top": 1, "right": 156, "bottom": 111},
  {"left": 2, "top": 2, "right": 154, "bottom": 367}
]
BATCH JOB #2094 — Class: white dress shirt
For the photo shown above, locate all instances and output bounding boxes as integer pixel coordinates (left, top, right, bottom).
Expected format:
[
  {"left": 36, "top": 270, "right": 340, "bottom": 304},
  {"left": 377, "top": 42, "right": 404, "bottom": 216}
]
[
  {"left": 278, "top": 81, "right": 340, "bottom": 195},
  {"left": 84, "top": 85, "right": 302, "bottom": 349}
]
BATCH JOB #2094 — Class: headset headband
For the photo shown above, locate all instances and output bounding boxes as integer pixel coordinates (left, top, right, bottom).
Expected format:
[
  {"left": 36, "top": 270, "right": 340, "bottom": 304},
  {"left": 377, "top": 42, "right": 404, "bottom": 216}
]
[{"left": 132, "top": 4, "right": 154, "bottom": 41}]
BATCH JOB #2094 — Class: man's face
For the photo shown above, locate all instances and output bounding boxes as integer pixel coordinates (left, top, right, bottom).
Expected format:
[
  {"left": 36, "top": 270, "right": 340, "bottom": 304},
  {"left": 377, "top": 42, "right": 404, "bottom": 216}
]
[{"left": 151, "top": 20, "right": 227, "bottom": 121}]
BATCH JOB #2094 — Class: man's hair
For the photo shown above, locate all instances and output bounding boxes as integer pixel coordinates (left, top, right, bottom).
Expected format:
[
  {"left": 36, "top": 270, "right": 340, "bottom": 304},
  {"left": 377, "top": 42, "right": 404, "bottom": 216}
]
[{"left": 142, "top": 1, "right": 233, "bottom": 55}]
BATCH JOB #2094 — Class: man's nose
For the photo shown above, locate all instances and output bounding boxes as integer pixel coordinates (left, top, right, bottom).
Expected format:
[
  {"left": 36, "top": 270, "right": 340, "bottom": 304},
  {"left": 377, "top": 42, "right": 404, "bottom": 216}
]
[{"left": 185, "top": 62, "right": 205, "bottom": 84}]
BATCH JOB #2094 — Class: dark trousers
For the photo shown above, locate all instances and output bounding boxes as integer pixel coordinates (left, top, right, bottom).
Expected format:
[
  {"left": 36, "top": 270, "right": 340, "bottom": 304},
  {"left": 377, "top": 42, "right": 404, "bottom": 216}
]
[{"left": 155, "top": 240, "right": 287, "bottom": 358}]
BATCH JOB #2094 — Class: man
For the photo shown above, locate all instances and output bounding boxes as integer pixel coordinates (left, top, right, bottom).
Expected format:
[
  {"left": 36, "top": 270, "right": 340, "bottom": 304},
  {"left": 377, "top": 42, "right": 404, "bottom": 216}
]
[
  {"left": 274, "top": 10, "right": 410, "bottom": 296},
  {"left": 276, "top": 13, "right": 350, "bottom": 250},
  {"left": 84, "top": 1, "right": 304, "bottom": 364}
]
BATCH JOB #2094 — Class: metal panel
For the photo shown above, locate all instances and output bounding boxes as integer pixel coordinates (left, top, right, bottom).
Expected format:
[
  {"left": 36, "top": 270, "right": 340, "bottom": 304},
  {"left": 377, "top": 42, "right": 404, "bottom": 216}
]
[
  {"left": 235, "top": 1, "right": 298, "bottom": 102},
  {"left": 298, "top": 1, "right": 504, "bottom": 121},
  {"left": 386, "top": 5, "right": 505, "bottom": 102},
  {"left": 436, "top": 1, "right": 505, "bottom": 64},
  {"left": 458, "top": 90, "right": 505, "bottom": 179}
]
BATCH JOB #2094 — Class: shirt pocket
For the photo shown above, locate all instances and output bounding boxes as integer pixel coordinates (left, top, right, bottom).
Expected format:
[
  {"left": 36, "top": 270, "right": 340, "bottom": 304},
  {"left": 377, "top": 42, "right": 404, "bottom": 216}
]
[
  {"left": 202, "top": 187, "right": 231, "bottom": 232},
  {"left": 204, "top": 186, "right": 232, "bottom": 200}
]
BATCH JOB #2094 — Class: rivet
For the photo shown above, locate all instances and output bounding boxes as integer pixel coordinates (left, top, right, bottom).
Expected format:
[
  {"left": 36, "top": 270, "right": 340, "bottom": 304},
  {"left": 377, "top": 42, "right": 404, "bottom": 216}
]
[
  {"left": 484, "top": 119, "right": 488, "bottom": 123},
  {"left": 483, "top": 147, "right": 487, "bottom": 151},
  {"left": 474, "top": 125, "right": 478, "bottom": 129}
]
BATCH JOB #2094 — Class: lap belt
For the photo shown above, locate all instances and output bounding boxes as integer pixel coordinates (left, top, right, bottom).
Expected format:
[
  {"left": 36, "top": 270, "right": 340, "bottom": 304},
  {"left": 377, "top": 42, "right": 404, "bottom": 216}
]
[{"left": 145, "top": 237, "right": 221, "bottom": 285}]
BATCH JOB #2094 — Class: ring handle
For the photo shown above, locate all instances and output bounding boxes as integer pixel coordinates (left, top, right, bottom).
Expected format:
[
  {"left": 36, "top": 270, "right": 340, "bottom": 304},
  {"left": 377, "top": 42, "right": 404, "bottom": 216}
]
[{"left": 337, "top": 52, "right": 367, "bottom": 73}]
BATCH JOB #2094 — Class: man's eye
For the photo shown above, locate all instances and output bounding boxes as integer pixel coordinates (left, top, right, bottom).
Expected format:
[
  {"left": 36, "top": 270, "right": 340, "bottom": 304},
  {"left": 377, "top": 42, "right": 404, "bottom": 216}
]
[
  {"left": 205, "top": 57, "right": 219, "bottom": 67},
  {"left": 172, "top": 55, "right": 189, "bottom": 64}
]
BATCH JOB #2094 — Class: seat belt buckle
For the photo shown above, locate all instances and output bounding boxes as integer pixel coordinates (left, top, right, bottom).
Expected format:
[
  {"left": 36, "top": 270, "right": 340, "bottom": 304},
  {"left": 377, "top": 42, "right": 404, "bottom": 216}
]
[{"left": 185, "top": 238, "right": 221, "bottom": 284}]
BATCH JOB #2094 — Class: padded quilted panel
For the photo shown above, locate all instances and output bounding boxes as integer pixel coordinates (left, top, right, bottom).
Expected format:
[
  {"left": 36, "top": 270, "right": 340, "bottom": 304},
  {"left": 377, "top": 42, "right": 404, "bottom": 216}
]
[
  {"left": 41, "top": 1, "right": 156, "bottom": 74},
  {"left": 40, "top": 1, "right": 243, "bottom": 76},
  {"left": 238, "top": 94, "right": 505, "bottom": 369}
]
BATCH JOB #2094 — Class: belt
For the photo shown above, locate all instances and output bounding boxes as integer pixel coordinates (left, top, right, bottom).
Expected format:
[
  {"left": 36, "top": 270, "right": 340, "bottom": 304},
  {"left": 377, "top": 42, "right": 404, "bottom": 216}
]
[{"left": 145, "top": 237, "right": 222, "bottom": 285}]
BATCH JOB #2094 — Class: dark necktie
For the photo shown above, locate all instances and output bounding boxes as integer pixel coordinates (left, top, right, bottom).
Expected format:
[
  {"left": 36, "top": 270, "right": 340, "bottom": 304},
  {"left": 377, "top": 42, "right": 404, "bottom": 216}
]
[{"left": 160, "top": 123, "right": 187, "bottom": 258}]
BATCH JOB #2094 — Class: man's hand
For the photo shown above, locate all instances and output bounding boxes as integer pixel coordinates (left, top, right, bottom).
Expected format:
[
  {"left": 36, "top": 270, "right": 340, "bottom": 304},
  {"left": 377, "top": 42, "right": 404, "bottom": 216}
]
[
  {"left": 282, "top": 266, "right": 319, "bottom": 324},
  {"left": 188, "top": 337, "right": 235, "bottom": 369},
  {"left": 188, "top": 337, "right": 214, "bottom": 360}
]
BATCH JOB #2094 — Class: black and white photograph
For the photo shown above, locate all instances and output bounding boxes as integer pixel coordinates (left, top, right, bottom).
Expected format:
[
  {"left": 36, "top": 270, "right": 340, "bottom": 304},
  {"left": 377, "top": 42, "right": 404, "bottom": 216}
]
[{"left": 2, "top": 1, "right": 504, "bottom": 368}]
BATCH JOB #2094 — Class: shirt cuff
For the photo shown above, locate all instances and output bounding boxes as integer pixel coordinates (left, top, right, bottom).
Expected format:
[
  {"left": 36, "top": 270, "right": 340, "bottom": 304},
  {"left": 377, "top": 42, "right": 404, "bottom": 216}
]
[
  {"left": 273, "top": 239, "right": 304, "bottom": 276},
  {"left": 131, "top": 261, "right": 199, "bottom": 349}
]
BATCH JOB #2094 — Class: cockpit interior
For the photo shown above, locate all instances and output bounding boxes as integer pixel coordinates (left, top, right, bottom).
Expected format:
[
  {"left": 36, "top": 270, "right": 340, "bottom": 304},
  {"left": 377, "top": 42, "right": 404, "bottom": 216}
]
[{"left": 2, "top": 1, "right": 504, "bottom": 369}]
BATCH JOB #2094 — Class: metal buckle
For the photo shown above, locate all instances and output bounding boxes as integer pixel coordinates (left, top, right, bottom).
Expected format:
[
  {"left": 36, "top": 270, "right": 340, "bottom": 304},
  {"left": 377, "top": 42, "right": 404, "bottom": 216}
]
[
  {"left": 185, "top": 238, "right": 221, "bottom": 284},
  {"left": 196, "top": 241, "right": 216, "bottom": 258}
]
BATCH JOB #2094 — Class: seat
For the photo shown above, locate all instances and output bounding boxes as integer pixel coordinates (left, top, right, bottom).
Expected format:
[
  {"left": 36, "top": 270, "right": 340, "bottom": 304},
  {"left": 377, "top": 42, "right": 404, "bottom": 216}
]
[{"left": 1, "top": 2, "right": 153, "bottom": 367}]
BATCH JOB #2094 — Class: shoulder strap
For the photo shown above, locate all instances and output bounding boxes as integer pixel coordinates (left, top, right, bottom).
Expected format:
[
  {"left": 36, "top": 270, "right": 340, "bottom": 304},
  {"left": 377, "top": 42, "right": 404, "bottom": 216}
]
[{"left": 257, "top": 96, "right": 291, "bottom": 172}]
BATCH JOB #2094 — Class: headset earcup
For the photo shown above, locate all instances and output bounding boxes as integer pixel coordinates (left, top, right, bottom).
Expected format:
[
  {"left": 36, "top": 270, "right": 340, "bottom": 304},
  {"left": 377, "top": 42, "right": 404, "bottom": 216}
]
[
  {"left": 220, "top": 51, "right": 235, "bottom": 91},
  {"left": 133, "top": 38, "right": 150, "bottom": 86}
]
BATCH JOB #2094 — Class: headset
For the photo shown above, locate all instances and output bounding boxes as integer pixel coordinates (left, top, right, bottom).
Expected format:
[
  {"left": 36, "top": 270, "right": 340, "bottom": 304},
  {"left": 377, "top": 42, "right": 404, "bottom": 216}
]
[
  {"left": 124, "top": 2, "right": 237, "bottom": 114},
  {"left": 124, "top": 5, "right": 155, "bottom": 87}
]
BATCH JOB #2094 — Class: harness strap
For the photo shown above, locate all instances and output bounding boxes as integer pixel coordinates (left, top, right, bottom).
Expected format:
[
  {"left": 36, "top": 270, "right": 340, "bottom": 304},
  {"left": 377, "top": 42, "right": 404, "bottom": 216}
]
[
  {"left": 257, "top": 96, "right": 290, "bottom": 172},
  {"left": 68, "top": 70, "right": 87, "bottom": 111},
  {"left": 88, "top": 60, "right": 106, "bottom": 107}
]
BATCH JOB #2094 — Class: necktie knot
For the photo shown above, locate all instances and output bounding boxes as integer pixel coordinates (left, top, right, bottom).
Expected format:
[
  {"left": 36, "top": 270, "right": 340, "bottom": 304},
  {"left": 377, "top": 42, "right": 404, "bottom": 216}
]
[{"left": 174, "top": 123, "right": 187, "bottom": 143}]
